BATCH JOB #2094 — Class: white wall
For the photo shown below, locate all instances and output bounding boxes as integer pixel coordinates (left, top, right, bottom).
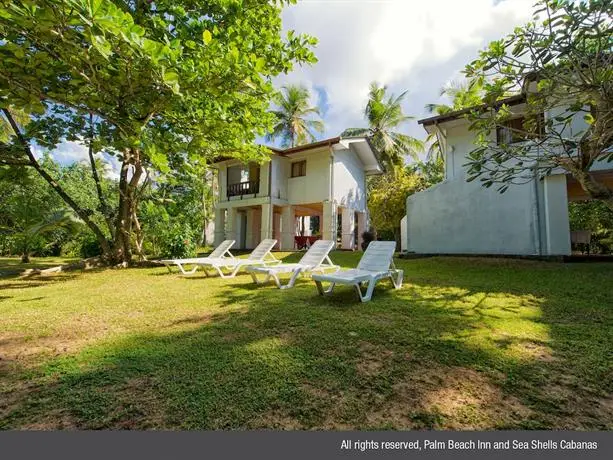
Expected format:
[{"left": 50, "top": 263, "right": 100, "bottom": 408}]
[
  {"left": 333, "top": 148, "right": 367, "bottom": 213},
  {"left": 407, "top": 175, "right": 541, "bottom": 255},
  {"left": 270, "top": 156, "right": 287, "bottom": 200},
  {"left": 408, "top": 123, "right": 572, "bottom": 255},
  {"left": 286, "top": 148, "right": 331, "bottom": 205}
]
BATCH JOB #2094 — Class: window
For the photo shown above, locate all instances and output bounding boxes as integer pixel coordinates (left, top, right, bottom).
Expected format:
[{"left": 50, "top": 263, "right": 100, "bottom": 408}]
[
  {"left": 496, "top": 113, "right": 545, "bottom": 145},
  {"left": 291, "top": 160, "right": 306, "bottom": 178}
]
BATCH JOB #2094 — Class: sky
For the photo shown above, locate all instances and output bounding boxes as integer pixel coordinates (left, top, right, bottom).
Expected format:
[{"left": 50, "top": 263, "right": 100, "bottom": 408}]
[
  {"left": 275, "top": 0, "right": 535, "bottom": 150},
  {"left": 44, "top": 0, "right": 535, "bottom": 174}
]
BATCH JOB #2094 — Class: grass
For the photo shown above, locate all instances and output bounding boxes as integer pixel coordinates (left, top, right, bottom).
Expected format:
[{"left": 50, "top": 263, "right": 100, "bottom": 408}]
[{"left": 0, "top": 252, "right": 612, "bottom": 430}]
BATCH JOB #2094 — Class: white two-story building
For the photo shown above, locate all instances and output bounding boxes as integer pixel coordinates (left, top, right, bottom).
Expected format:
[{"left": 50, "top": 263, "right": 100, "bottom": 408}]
[
  {"left": 212, "top": 136, "right": 383, "bottom": 251},
  {"left": 406, "top": 86, "right": 613, "bottom": 256}
]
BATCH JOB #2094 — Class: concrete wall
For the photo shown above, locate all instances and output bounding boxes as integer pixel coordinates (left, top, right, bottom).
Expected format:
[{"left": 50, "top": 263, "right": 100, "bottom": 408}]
[
  {"left": 333, "top": 148, "right": 367, "bottom": 213},
  {"left": 406, "top": 123, "right": 571, "bottom": 256},
  {"left": 406, "top": 175, "right": 542, "bottom": 255},
  {"left": 286, "top": 148, "right": 331, "bottom": 205},
  {"left": 270, "top": 156, "right": 287, "bottom": 200}
]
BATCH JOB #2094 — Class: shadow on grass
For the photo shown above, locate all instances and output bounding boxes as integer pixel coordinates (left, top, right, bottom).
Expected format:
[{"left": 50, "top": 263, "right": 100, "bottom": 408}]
[{"left": 1, "top": 257, "right": 612, "bottom": 430}]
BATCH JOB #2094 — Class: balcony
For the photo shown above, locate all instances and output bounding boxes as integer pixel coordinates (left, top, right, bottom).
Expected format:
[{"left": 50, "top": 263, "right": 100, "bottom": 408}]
[{"left": 227, "top": 180, "right": 259, "bottom": 198}]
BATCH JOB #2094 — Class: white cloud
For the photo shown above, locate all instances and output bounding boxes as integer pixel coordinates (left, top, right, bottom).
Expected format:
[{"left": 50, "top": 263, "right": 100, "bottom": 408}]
[
  {"left": 279, "top": 0, "right": 535, "bottom": 148},
  {"left": 32, "top": 140, "right": 121, "bottom": 181}
]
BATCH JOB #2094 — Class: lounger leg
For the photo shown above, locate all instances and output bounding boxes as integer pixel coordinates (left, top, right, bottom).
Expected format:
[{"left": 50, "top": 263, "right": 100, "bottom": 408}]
[
  {"left": 315, "top": 280, "right": 336, "bottom": 296},
  {"left": 391, "top": 270, "right": 403, "bottom": 289},
  {"left": 353, "top": 278, "right": 376, "bottom": 302},
  {"left": 177, "top": 264, "right": 198, "bottom": 275},
  {"left": 279, "top": 269, "right": 302, "bottom": 290},
  {"left": 250, "top": 271, "right": 272, "bottom": 285},
  {"left": 229, "top": 264, "right": 243, "bottom": 278}
]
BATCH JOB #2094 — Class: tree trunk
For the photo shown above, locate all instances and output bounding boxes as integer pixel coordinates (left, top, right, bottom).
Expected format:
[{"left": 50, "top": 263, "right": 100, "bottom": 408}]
[
  {"left": 393, "top": 226, "right": 401, "bottom": 252},
  {"left": 21, "top": 253, "right": 30, "bottom": 264},
  {"left": 572, "top": 169, "right": 613, "bottom": 212},
  {"left": 112, "top": 148, "right": 144, "bottom": 266}
]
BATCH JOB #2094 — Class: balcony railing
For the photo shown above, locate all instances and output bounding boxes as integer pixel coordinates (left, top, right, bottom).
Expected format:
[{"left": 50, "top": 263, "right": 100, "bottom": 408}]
[{"left": 227, "top": 180, "right": 259, "bottom": 198}]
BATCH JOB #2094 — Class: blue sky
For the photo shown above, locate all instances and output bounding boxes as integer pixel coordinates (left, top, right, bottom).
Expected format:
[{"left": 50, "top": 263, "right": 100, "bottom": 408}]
[
  {"left": 45, "top": 0, "right": 535, "bottom": 173},
  {"left": 273, "top": 0, "right": 535, "bottom": 152}
]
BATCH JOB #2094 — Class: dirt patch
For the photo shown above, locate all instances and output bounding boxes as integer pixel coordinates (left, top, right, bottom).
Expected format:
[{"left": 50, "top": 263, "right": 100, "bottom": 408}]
[
  {"left": 356, "top": 342, "right": 395, "bottom": 377},
  {"left": 19, "top": 410, "right": 78, "bottom": 430},
  {"left": 249, "top": 410, "right": 304, "bottom": 430},
  {"left": 110, "top": 377, "right": 167, "bottom": 429},
  {"left": 510, "top": 341, "right": 557, "bottom": 363},
  {"left": 365, "top": 365, "right": 533, "bottom": 430}
]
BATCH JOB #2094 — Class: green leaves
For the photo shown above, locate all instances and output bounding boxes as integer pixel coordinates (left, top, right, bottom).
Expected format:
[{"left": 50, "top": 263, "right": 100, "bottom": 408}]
[
  {"left": 91, "top": 35, "right": 112, "bottom": 59},
  {"left": 203, "top": 29, "right": 213, "bottom": 45},
  {"left": 162, "top": 69, "right": 180, "bottom": 95}
]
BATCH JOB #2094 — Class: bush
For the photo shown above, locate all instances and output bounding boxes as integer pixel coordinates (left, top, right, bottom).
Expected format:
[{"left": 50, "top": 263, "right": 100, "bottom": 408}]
[
  {"left": 161, "top": 224, "right": 197, "bottom": 259},
  {"left": 361, "top": 228, "right": 377, "bottom": 251}
]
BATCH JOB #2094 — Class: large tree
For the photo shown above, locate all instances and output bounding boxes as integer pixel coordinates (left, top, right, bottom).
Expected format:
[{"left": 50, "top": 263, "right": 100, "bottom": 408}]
[
  {"left": 267, "top": 84, "right": 324, "bottom": 147},
  {"left": 367, "top": 167, "right": 431, "bottom": 250},
  {"left": 0, "top": 0, "right": 316, "bottom": 265},
  {"left": 463, "top": 0, "right": 613, "bottom": 208},
  {"left": 343, "top": 82, "right": 423, "bottom": 172}
]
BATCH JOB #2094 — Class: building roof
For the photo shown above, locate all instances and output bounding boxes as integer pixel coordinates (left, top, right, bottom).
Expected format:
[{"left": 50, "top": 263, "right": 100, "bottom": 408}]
[
  {"left": 214, "top": 136, "right": 384, "bottom": 175},
  {"left": 277, "top": 137, "right": 341, "bottom": 156},
  {"left": 417, "top": 93, "right": 526, "bottom": 127}
]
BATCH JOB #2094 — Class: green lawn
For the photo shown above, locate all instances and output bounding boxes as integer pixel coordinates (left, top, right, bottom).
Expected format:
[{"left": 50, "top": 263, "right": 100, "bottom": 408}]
[{"left": 0, "top": 253, "right": 612, "bottom": 430}]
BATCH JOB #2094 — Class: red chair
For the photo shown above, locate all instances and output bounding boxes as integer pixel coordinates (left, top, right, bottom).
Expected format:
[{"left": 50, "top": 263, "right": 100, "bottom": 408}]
[{"left": 294, "top": 235, "right": 308, "bottom": 250}]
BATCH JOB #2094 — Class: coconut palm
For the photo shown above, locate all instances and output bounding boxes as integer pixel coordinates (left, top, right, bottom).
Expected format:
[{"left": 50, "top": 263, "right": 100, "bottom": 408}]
[
  {"left": 267, "top": 84, "right": 324, "bottom": 148},
  {"left": 424, "top": 78, "right": 485, "bottom": 162},
  {"left": 342, "top": 82, "right": 423, "bottom": 172}
]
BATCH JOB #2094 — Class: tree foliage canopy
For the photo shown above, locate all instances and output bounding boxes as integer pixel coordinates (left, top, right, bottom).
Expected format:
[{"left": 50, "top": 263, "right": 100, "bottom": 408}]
[
  {"left": 463, "top": 0, "right": 613, "bottom": 208},
  {"left": 0, "top": 0, "right": 317, "bottom": 263}
]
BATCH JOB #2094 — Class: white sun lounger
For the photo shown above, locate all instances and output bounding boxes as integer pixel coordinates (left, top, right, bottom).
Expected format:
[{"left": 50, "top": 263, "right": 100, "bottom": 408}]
[
  {"left": 311, "top": 241, "right": 403, "bottom": 302},
  {"left": 160, "top": 239, "right": 235, "bottom": 275},
  {"left": 247, "top": 240, "right": 339, "bottom": 289},
  {"left": 196, "top": 239, "right": 279, "bottom": 278}
]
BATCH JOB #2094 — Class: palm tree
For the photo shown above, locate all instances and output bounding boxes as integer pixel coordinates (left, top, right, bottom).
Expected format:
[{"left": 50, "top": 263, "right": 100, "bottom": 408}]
[
  {"left": 424, "top": 78, "right": 485, "bottom": 162},
  {"left": 267, "top": 84, "right": 324, "bottom": 148},
  {"left": 0, "top": 209, "right": 82, "bottom": 263},
  {"left": 342, "top": 82, "right": 424, "bottom": 172},
  {"left": 425, "top": 78, "right": 484, "bottom": 116}
]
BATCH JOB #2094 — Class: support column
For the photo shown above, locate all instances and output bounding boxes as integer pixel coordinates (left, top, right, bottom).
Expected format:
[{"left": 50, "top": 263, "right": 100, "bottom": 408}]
[
  {"left": 226, "top": 207, "right": 238, "bottom": 243},
  {"left": 543, "top": 174, "right": 571, "bottom": 255},
  {"left": 260, "top": 202, "right": 273, "bottom": 241},
  {"left": 213, "top": 207, "right": 226, "bottom": 246},
  {"left": 303, "top": 216, "right": 311, "bottom": 236},
  {"left": 341, "top": 207, "right": 356, "bottom": 250},
  {"left": 322, "top": 200, "right": 337, "bottom": 244},
  {"left": 280, "top": 205, "right": 296, "bottom": 250},
  {"left": 273, "top": 212, "right": 281, "bottom": 249},
  {"left": 245, "top": 208, "right": 256, "bottom": 249},
  {"left": 357, "top": 212, "right": 367, "bottom": 250}
]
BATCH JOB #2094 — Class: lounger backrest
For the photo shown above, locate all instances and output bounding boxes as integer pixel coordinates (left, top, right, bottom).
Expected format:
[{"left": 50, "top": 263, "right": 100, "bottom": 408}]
[
  {"left": 298, "top": 240, "right": 335, "bottom": 267},
  {"left": 209, "top": 240, "right": 235, "bottom": 258},
  {"left": 357, "top": 241, "right": 396, "bottom": 273},
  {"left": 248, "top": 239, "right": 277, "bottom": 260}
]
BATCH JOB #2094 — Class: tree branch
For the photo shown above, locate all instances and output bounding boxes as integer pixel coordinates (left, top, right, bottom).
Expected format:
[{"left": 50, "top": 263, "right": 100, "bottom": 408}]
[{"left": 2, "top": 108, "right": 111, "bottom": 254}]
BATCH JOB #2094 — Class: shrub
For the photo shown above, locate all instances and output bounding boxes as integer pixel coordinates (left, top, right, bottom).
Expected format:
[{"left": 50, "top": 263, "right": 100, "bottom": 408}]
[
  {"left": 361, "top": 228, "right": 377, "bottom": 251},
  {"left": 161, "top": 224, "right": 197, "bottom": 259}
]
